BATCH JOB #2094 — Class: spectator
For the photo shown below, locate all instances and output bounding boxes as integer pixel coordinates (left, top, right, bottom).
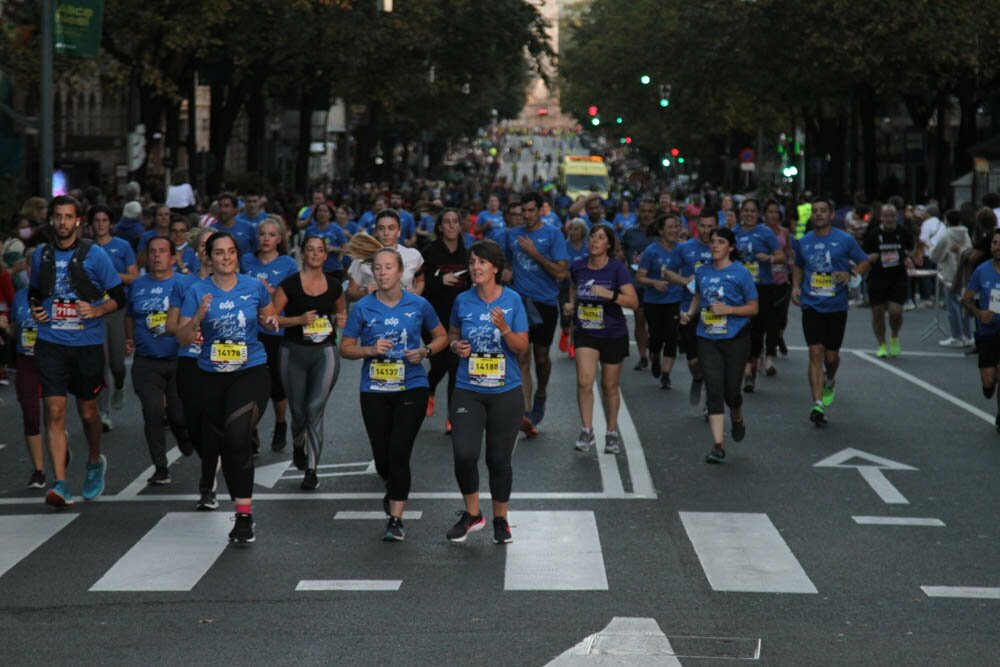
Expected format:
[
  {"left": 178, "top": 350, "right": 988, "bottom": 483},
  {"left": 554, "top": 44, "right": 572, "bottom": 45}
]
[
  {"left": 931, "top": 210, "right": 973, "bottom": 347},
  {"left": 113, "top": 201, "right": 145, "bottom": 251}
]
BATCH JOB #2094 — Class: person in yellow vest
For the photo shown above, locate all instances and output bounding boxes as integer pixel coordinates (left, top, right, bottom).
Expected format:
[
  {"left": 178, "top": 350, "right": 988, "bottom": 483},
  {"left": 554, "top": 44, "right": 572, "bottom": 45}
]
[{"left": 795, "top": 199, "right": 812, "bottom": 240}]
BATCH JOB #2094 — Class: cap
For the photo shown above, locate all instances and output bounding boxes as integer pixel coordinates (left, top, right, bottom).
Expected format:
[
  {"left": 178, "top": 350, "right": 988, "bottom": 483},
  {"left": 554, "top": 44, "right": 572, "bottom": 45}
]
[{"left": 123, "top": 201, "right": 142, "bottom": 218}]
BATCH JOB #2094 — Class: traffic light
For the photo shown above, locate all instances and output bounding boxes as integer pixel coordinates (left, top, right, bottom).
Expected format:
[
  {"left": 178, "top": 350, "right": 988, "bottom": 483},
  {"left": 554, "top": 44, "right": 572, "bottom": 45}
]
[
  {"left": 587, "top": 105, "right": 598, "bottom": 117},
  {"left": 661, "top": 157, "right": 671, "bottom": 167},
  {"left": 677, "top": 157, "right": 685, "bottom": 164},
  {"left": 616, "top": 117, "right": 623, "bottom": 124},
  {"left": 782, "top": 165, "right": 798, "bottom": 178},
  {"left": 658, "top": 84, "right": 671, "bottom": 108},
  {"left": 625, "top": 136, "right": 632, "bottom": 144},
  {"left": 591, "top": 117, "right": 600, "bottom": 126},
  {"left": 670, "top": 147, "right": 680, "bottom": 157},
  {"left": 640, "top": 75, "right": 651, "bottom": 85}
]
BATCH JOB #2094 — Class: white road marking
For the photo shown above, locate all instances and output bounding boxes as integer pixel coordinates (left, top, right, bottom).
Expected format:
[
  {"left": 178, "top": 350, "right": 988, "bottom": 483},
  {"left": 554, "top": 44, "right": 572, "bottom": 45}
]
[
  {"left": 0, "top": 515, "right": 77, "bottom": 579},
  {"left": 256, "top": 459, "right": 293, "bottom": 488},
  {"left": 546, "top": 617, "right": 682, "bottom": 666},
  {"left": 504, "top": 511, "right": 608, "bottom": 591},
  {"left": 334, "top": 511, "right": 422, "bottom": 520},
  {"left": 590, "top": 381, "right": 625, "bottom": 498},
  {"left": 90, "top": 512, "right": 232, "bottom": 591},
  {"left": 921, "top": 586, "right": 1000, "bottom": 599},
  {"left": 814, "top": 448, "right": 916, "bottom": 505},
  {"left": 296, "top": 580, "right": 401, "bottom": 591},
  {"left": 852, "top": 516, "right": 945, "bottom": 527},
  {"left": 616, "top": 388, "right": 657, "bottom": 499},
  {"left": 856, "top": 467, "right": 909, "bottom": 504},
  {"left": 116, "top": 447, "right": 183, "bottom": 498},
  {"left": 680, "top": 511, "right": 818, "bottom": 594}
]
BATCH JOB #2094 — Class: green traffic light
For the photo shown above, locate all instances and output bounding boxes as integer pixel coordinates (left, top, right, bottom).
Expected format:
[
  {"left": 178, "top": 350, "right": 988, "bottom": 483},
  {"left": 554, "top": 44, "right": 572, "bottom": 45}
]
[
  {"left": 661, "top": 158, "right": 671, "bottom": 167},
  {"left": 591, "top": 117, "right": 600, "bottom": 126},
  {"left": 640, "top": 75, "right": 651, "bottom": 85},
  {"left": 677, "top": 157, "right": 685, "bottom": 164},
  {"left": 659, "top": 99, "right": 669, "bottom": 108},
  {"left": 616, "top": 117, "right": 623, "bottom": 124}
]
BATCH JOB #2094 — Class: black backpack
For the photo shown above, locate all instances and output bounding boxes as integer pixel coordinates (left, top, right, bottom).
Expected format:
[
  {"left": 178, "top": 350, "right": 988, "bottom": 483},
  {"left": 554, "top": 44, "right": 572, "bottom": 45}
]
[{"left": 36, "top": 239, "right": 105, "bottom": 302}]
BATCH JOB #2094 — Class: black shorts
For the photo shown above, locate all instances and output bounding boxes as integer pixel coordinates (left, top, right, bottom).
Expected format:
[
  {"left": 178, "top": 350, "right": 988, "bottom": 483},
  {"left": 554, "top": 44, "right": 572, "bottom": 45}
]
[
  {"left": 801, "top": 308, "right": 848, "bottom": 350},
  {"left": 978, "top": 337, "right": 1000, "bottom": 369},
  {"left": 528, "top": 302, "right": 559, "bottom": 347},
  {"left": 680, "top": 316, "right": 700, "bottom": 359},
  {"left": 259, "top": 332, "right": 287, "bottom": 401},
  {"left": 573, "top": 331, "right": 630, "bottom": 365},
  {"left": 867, "top": 277, "right": 907, "bottom": 306},
  {"left": 35, "top": 339, "right": 105, "bottom": 399}
]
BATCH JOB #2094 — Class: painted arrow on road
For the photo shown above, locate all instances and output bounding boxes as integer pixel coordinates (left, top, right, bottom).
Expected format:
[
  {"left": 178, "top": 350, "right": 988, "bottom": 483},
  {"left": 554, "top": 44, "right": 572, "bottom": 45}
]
[
  {"left": 546, "top": 617, "right": 682, "bottom": 666},
  {"left": 813, "top": 448, "right": 917, "bottom": 504},
  {"left": 254, "top": 460, "right": 293, "bottom": 489}
]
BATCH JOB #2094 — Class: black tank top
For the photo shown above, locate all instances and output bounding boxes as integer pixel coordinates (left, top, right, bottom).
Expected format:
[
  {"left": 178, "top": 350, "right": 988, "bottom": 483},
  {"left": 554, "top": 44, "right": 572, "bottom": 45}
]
[{"left": 278, "top": 272, "right": 343, "bottom": 346}]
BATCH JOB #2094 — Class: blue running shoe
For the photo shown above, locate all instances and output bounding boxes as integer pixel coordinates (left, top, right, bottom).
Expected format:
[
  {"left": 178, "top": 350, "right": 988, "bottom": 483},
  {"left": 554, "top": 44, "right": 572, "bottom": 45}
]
[
  {"left": 45, "top": 480, "right": 75, "bottom": 509},
  {"left": 529, "top": 394, "right": 547, "bottom": 426},
  {"left": 82, "top": 454, "right": 107, "bottom": 501}
]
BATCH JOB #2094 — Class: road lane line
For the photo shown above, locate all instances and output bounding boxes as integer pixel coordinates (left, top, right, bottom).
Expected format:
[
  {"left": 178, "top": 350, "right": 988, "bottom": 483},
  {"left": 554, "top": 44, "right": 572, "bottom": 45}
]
[
  {"left": 853, "top": 516, "right": 945, "bottom": 526},
  {"left": 616, "top": 388, "right": 657, "bottom": 498},
  {"left": 791, "top": 345, "right": 965, "bottom": 358},
  {"left": 856, "top": 467, "right": 909, "bottom": 504},
  {"left": 296, "top": 580, "right": 401, "bottom": 591},
  {"left": 680, "top": 512, "right": 818, "bottom": 594},
  {"left": 90, "top": 512, "right": 232, "bottom": 591},
  {"left": 334, "top": 511, "right": 422, "bottom": 520},
  {"left": 590, "top": 381, "right": 626, "bottom": 498},
  {"left": 0, "top": 515, "right": 77, "bottom": 579},
  {"left": 921, "top": 586, "right": 1000, "bottom": 599},
  {"left": 504, "top": 511, "right": 608, "bottom": 591},
  {"left": 117, "top": 446, "right": 183, "bottom": 498}
]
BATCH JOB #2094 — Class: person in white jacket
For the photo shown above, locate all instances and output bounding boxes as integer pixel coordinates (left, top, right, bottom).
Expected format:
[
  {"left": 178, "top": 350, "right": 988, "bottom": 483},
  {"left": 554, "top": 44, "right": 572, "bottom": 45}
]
[{"left": 931, "top": 209, "right": 973, "bottom": 346}]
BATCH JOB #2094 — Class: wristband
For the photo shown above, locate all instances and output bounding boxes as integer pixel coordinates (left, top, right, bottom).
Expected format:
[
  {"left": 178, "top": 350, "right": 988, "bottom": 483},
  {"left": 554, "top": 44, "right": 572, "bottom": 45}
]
[
  {"left": 611, "top": 287, "right": 620, "bottom": 303},
  {"left": 499, "top": 328, "right": 511, "bottom": 336}
]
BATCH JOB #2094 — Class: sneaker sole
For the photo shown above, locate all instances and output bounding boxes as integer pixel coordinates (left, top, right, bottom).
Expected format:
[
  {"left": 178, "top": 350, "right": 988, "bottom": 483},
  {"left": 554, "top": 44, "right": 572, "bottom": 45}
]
[
  {"left": 574, "top": 442, "right": 594, "bottom": 452},
  {"left": 197, "top": 503, "right": 219, "bottom": 511},
  {"left": 27, "top": 482, "right": 46, "bottom": 490},
  {"left": 493, "top": 535, "right": 513, "bottom": 544},
  {"left": 705, "top": 456, "right": 725, "bottom": 464},
  {"left": 604, "top": 447, "right": 621, "bottom": 455},
  {"left": 447, "top": 521, "right": 485, "bottom": 543},
  {"left": 45, "top": 491, "right": 74, "bottom": 508},
  {"left": 382, "top": 533, "right": 405, "bottom": 542},
  {"left": 229, "top": 536, "right": 256, "bottom": 544}
]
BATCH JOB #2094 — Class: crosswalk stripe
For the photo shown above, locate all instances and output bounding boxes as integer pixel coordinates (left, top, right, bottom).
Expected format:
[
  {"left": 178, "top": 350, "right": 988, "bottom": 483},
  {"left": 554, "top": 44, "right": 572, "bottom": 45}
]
[
  {"left": 334, "top": 511, "right": 422, "bottom": 520},
  {"left": 921, "top": 586, "right": 1000, "bottom": 599},
  {"left": 504, "top": 511, "right": 608, "bottom": 591},
  {"left": 680, "top": 512, "right": 818, "bottom": 594},
  {"left": 0, "top": 514, "right": 77, "bottom": 579},
  {"left": 296, "top": 580, "right": 401, "bottom": 591},
  {"left": 590, "top": 382, "right": 625, "bottom": 498},
  {"left": 90, "top": 512, "right": 232, "bottom": 591}
]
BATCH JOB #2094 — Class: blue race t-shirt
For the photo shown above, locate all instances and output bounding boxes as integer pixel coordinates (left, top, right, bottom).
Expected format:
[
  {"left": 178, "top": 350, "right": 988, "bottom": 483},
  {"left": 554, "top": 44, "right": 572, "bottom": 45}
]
[
  {"left": 241, "top": 253, "right": 299, "bottom": 336},
  {"left": 358, "top": 210, "right": 377, "bottom": 234},
  {"left": 967, "top": 261, "right": 1000, "bottom": 339},
  {"left": 694, "top": 262, "right": 759, "bottom": 340},
  {"left": 180, "top": 274, "right": 271, "bottom": 372},
  {"left": 209, "top": 219, "right": 257, "bottom": 255},
  {"left": 128, "top": 273, "right": 184, "bottom": 358},
  {"left": 675, "top": 238, "right": 713, "bottom": 311},
  {"left": 169, "top": 273, "right": 204, "bottom": 359},
  {"left": 178, "top": 245, "right": 199, "bottom": 273},
  {"left": 450, "top": 286, "right": 528, "bottom": 393},
  {"left": 621, "top": 226, "right": 655, "bottom": 277},
  {"left": 794, "top": 228, "right": 868, "bottom": 313},
  {"left": 639, "top": 242, "right": 684, "bottom": 304},
  {"left": 30, "top": 242, "right": 122, "bottom": 347},
  {"left": 613, "top": 212, "right": 637, "bottom": 234},
  {"left": 303, "top": 223, "right": 348, "bottom": 273},
  {"left": 542, "top": 212, "right": 562, "bottom": 229},
  {"left": 505, "top": 224, "right": 568, "bottom": 305},
  {"left": 570, "top": 257, "right": 633, "bottom": 338},
  {"left": 477, "top": 210, "right": 506, "bottom": 243},
  {"left": 236, "top": 210, "right": 267, "bottom": 228},
  {"left": 98, "top": 236, "right": 137, "bottom": 275},
  {"left": 399, "top": 209, "right": 416, "bottom": 242},
  {"left": 12, "top": 288, "right": 37, "bottom": 356},
  {"left": 342, "top": 291, "right": 441, "bottom": 393},
  {"left": 735, "top": 223, "right": 781, "bottom": 285}
]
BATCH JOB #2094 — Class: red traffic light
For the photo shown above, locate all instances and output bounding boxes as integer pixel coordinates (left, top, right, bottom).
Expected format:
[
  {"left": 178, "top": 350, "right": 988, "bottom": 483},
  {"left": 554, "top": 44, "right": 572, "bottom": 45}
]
[
  {"left": 670, "top": 147, "right": 680, "bottom": 157},
  {"left": 587, "top": 105, "right": 598, "bottom": 117},
  {"left": 625, "top": 136, "right": 632, "bottom": 144}
]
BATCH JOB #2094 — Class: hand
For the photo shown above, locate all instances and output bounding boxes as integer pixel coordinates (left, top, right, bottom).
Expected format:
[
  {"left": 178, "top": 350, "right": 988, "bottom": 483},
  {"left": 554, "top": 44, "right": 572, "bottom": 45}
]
[
  {"left": 451, "top": 339, "right": 472, "bottom": 358},
  {"left": 31, "top": 305, "right": 49, "bottom": 323},
  {"left": 679, "top": 311, "right": 691, "bottom": 326},
  {"left": 755, "top": 252, "right": 770, "bottom": 263},
  {"left": 403, "top": 347, "right": 425, "bottom": 364},
  {"left": 366, "top": 283, "right": 377, "bottom": 294},
  {"left": 590, "top": 285, "right": 614, "bottom": 300},
  {"left": 125, "top": 339, "right": 135, "bottom": 357},
  {"left": 791, "top": 287, "right": 801, "bottom": 305},
  {"left": 262, "top": 315, "right": 279, "bottom": 331},
  {"left": 335, "top": 312, "right": 347, "bottom": 328},
  {"left": 490, "top": 306, "right": 509, "bottom": 331},
  {"left": 654, "top": 280, "right": 668, "bottom": 293},
  {"left": 77, "top": 301, "right": 98, "bottom": 319},
  {"left": 442, "top": 272, "right": 459, "bottom": 287},
  {"left": 562, "top": 301, "right": 574, "bottom": 317},
  {"left": 978, "top": 310, "right": 995, "bottom": 325},
  {"left": 710, "top": 301, "right": 731, "bottom": 316},
  {"left": 300, "top": 310, "right": 318, "bottom": 326},
  {"left": 197, "top": 294, "right": 213, "bottom": 318},
  {"left": 371, "top": 338, "right": 394, "bottom": 356},
  {"left": 517, "top": 236, "right": 538, "bottom": 258},
  {"left": 833, "top": 271, "right": 851, "bottom": 284}
]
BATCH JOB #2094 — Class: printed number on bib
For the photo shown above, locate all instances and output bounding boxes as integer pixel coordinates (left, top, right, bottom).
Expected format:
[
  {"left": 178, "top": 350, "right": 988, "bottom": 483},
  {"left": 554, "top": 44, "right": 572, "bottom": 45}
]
[
  {"left": 810, "top": 273, "right": 835, "bottom": 297},
  {"left": 209, "top": 340, "right": 248, "bottom": 370},
  {"left": 145, "top": 311, "right": 167, "bottom": 336},
  {"left": 744, "top": 261, "right": 760, "bottom": 282},
  {"left": 52, "top": 299, "right": 83, "bottom": 331},
  {"left": 303, "top": 316, "right": 333, "bottom": 343},
  {"left": 701, "top": 308, "right": 728, "bottom": 336},
  {"left": 469, "top": 353, "right": 506, "bottom": 388},
  {"left": 989, "top": 288, "right": 1000, "bottom": 315},
  {"left": 880, "top": 249, "right": 900, "bottom": 268},
  {"left": 369, "top": 359, "right": 405, "bottom": 391},
  {"left": 20, "top": 328, "right": 37, "bottom": 353},
  {"left": 577, "top": 303, "right": 604, "bottom": 330}
]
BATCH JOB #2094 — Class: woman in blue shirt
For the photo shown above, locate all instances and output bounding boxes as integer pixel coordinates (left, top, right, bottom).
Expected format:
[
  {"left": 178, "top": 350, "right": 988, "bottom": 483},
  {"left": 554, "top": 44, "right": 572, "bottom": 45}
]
[
  {"left": 557, "top": 218, "right": 590, "bottom": 358},
  {"left": 8, "top": 249, "right": 45, "bottom": 489},
  {"left": 680, "top": 227, "right": 758, "bottom": 464},
  {"left": 636, "top": 213, "right": 684, "bottom": 389},
  {"left": 446, "top": 240, "right": 529, "bottom": 545},
  {"left": 962, "top": 228, "right": 1000, "bottom": 431},
  {"left": 341, "top": 247, "right": 448, "bottom": 542},
  {"left": 178, "top": 231, "right": 278, "bottom": 544}
]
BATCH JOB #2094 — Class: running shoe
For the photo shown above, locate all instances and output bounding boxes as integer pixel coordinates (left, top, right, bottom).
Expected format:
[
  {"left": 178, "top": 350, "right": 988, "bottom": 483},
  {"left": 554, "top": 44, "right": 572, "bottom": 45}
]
[
  {"left": 147, "top": 467, "right": 171, "bottom": 485},
  {"left": 660, "top": 373, "right": 671, "bottom": 390},
  {"left": 177, "top": 438, "right": 194, "bottom": 457},
  {"left": 810, "top": 405, "right": 829, "bottom": 427},
  {"left": 731, "top": 418, "right": 746, "bottom": 442},
  {"left": 764, "top": 359, "right": 777, "bottom": 377},
  {"left": 778, "top": 336, "right": 788, "bottom": 356},
  {"left": 111, "top": 387, "right": 125, "bottom": 410},
  {"left": 889, "top": 337, "right": 901, "bottom": 357},
  {"left": 604, "top": 430, "right": 622, "bottom": 455},
  {"left": 634, "top": 357, "right": 649, "bottom": 372},
  {"left": 197, "top": 489, "right": 219, "bottom": 511},
  {"left": 903, "top": 300, "right": 917, "bottom": 311},
  {"left": 568, "top": 344, "right": 575, "bottom": 359},
  {"left": 426, "top": 396, "right": 436, "bottom": 418},
  {"left": 689, "top": 378, "right": 703, "bottom": 406},
  {"left": 27, "top": 470, "right": 46, "bottom": 489},
  {"left": 529, "top": 394, "right": 547, "bottom": 426},
  {"left": 446, "top": 511, "right": 485, "bottom": 542},
  {"left": 293, "top": 445, "right": 308, "bottom": 471},
  {"left": 81, "top": 454, "right": 107, "bottom": 501},
  {"left": 271, "top": 422, "right": 287, "bottom": 452},
  {"left": 705, "top": 445, "right": 726, "bottom": 464},
  {"left": 100, "top": 413, "right": 113, "bottom": 432},
  {"left": 574, "top": 428, "right": 596, "bottom": 452},
  {"left": 445, "top": 419, "right": 453, "bottom": 435},
  {"left": 45, "top": 480, "right": 74, "bottom": 508},
  {"left": 938, "top": 337, "right": 960, "bottom": 347},
  {"left": 822, "top": 382, "right": 836, "bottom": 407},
  {"left": 743, "top": 373, "right": 756, "bottom": 394},
  {"left": 382, "top": 516, "right": 405, "bottom": 542},
  {"left": 229, "top": 513, "right": 255, "bottom": 544},
  {"left": 876, "top": 344, "right": 888, "bottom": 358},
  {"left": 519, "top": 415, "right": 539, "bottom": 438},
  {"left": 650, "top": 357, "right": 661, "bottom": 379},
  {"left": 492, "top": 516, "right": 512, "bottom": 544},
  {"left": 251, "top": 428, "right": 261, "bottom": 456},
  {"left": 300, "top": 469, "right": 318, "bottom": 491},
  {"left": 558, "top": 330, "right": 569, "bottom": 353}
]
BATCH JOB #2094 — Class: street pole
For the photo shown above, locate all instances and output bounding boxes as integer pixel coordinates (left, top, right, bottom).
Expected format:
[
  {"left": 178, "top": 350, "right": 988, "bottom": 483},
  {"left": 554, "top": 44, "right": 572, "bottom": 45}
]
[{"left": 40, "top": 0, "right": 54, "bottom": 197}]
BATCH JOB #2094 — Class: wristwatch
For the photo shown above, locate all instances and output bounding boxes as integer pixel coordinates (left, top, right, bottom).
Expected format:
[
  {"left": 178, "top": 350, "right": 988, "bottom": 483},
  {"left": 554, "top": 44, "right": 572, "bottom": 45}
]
[{"left": 424, "top": 345, "right": 433, "bottom": 358}]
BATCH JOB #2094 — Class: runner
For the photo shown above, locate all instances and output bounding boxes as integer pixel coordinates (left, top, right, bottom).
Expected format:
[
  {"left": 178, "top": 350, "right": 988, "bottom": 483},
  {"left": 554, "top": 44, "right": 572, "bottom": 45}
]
[
  {"left": 475, "top": 194, "right": 506, "bottom": 243},
  {"left": 346, "top": 210, "right": 424, "bottom": 301},
  {"left": 962, "top": 228, "right": 1000, "bottom": 432},
  {"left": 301, "top": 201, "right": 348, "bottom": 279},
  {"left": 621, "top": 198, "right": 657, "bottom": 371},
  {"left": 636, "top": 214, "right": 684, "bottom": 389},
  {"left": 565, "top": 224, "right": 638, "bottom": 454},
  {"left": 340, "top": 247, "right": 448, "bottom": 541},
  {"left": 137, "top": 204, "right": 172, "bottom": 267},
  {"left": 208, "top": 193, "right": 256, "bottom": 256},
  {"left": 763, "top": 200, "right": 793, "bottom": 365},
  {"left": 125, "top": 236, "right": 191, "bottom": 484},
  {"left": 791, "top": 198, "right": 871, "bottom": 427},
  {"left": 170, "top": 217, "right": 198, "bottom": 274},
  {"left": 862, "top": 203, "right": 914, "bottom": 357},
  {"left": 446, "top": 240, "right": 529, "bottom": 544},
  {"left": 505, "top": 191, "right": 568, "bottom": 436},
  {"left": 679, "top": 227, "right": 758, "bottom": 463},
  {"left": 242, "top": 217, "right": 298, "bottom": 453},
  {"left": 177, "top": 231, "right": 278, "bottom": 543},
  {"left": 29, "top": 195, "right": 125, "bottom": 508},
  {"left": 8, "top": 248, "right": 45, "bottom": 488},
  {"left": 272, "top": 235, "right": 347, "bottom": 489},
  {"left": 558, "top": 219, "right": 590, "bottom": 359}
]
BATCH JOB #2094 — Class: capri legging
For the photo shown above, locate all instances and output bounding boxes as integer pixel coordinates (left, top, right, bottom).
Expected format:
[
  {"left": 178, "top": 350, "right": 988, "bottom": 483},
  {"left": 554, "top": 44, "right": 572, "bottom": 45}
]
[
  {"left": 749, "top": 284, "right": 776, "bottom": 359},
  {"left": 197, "top": 364, "right": 269, "bottom": 499},
  {"left": 360, "top": 387, "right": 428, "bottom": 501},
  {"left": 697, "top": 326, "right": 751, "bottom": 416},
  {"left": 427, "top": 348, "right": 459, "bottom": 410},
  {"left": 259, "top": 333, "right": 287, "bottom": 402},
  {"left": 644, "top": 302, "right": 679, "bottom": 359},
  {"left": 176, "top": 356, "right": 217, "bottom": 491},
  {"left": 99, "top": 308, "right": 127, "bottom": 414},
  {"left": 279, "top": 342, "right": 340, "bottom": 470},
  {"left": 14, "top": 355, "right": 41, "bottom": 437},
  {"left": 449, "top": 387, "right": 522, "bottom": 503}
]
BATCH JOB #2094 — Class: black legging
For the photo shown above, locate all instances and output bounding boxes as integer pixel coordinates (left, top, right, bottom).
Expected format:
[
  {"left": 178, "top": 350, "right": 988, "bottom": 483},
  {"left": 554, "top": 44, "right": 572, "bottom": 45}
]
[
  {"left": 198, "top": 364, "right": 270, "bottom": 499},
  {"left": 427, "top": 348, "right": 460, "bottom": 410},
  {"left": 259, "top": 333, "right": 287, "bottom": 402},
  {"left": 176, "top": 357, "right": 217, "bottom": 491},
  {"left": 697, "top": 327, "right": 751, "bottom": 415},
  {"left": 770, "top": 283, "right": 792, "bottom": 340},
  {"left": 750, "top": 284, "right": 777, "bottom": 359},
  {"left": 449, "top": 387, "right": 522, "bottom": 503},
  {"left": 644, "top": 302, "right": 680, "bottom": 359},
  {"left": 360, "top": 387, "right": 428, "bottom": 501}
]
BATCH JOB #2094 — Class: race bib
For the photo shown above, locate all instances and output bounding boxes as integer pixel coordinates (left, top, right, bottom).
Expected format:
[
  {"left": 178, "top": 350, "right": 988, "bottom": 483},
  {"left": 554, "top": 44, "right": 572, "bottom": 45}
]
[
  {"left": 303, "top": 315, "right": 333, "bottom": 343},
  {"left": 145, "top": 311, "right": 167, "bottom": 336},
  {"left": 577, "top": 303, "right": 604, "bottom": 330},
  {"left": 52, "top": 299, "right": 83, "bottom": 331},
  {"left": 810, "top": 273, "right": 835, "bottom": 297},
  {"left": 989, "top": 289, "right": 1000, "bottom": 315},
  {"left": 880, "top": 250, "right": 900, "bottom": 268},
  {"left": 772, "top": 263, "right": 788, "bottom": 282},
  {"left": 20, "top": 328, "right": 37, "bottom": 353},
  {"left": 701, "top": 309, "right": 728, "bottom": 336},
  {"left": 209, "top": 339, "right": 248, "bottom": 371},
  {"left": 744, "top": 261, "right": 760, "bottom": 282},
  {"left": 369, "top": 359, "right": 405, "bottom": 391},
  {"left": 469, "top": 353, "right": 506, "bottom": 388}
]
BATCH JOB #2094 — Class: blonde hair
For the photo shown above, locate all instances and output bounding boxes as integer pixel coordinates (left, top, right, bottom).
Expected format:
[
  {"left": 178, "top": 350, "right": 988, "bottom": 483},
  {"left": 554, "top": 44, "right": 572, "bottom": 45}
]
[{"left": 346, "top": 232, "right": 383, "bottom": 262}]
